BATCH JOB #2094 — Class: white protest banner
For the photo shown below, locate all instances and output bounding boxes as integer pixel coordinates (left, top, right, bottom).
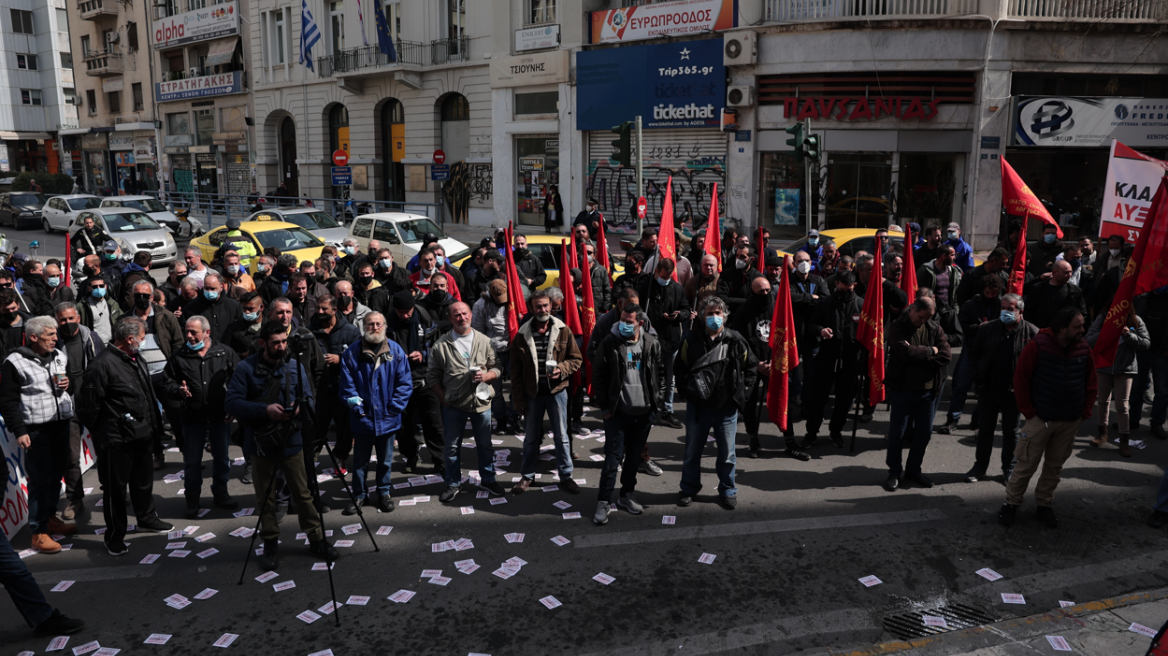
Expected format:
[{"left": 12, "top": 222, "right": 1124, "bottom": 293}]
[
  {"left": 1101, "top": 139, "right": 1168, "bottom": 242},
  {"left": 2, "top": 416, "right": 96, "bottom": 540}
]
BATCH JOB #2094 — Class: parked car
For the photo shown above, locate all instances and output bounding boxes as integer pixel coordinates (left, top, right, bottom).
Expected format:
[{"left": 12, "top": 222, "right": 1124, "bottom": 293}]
[
  {"left": 41, "top": 194, "right": 102, "bottom": 233},
  {"left": 248, "top": 207, "right": 348, "bottom": 246},
  {"left": 453, "top": 234, "right": 625, "bottom": 290},
  {"left": 68, "top": 207, "right": 179, "bottom": 266},
  {"left": 190, "top": 220, "right": 325, "bottom": 267},
  {"left": 0, "top": 192, "right": 48, "bottom": 229},
  {"left": 100, "top": 195, "right": 202, "bottom": 237},
  {"left": 346, "top": 212, "right": 471, "bottom": 264}
]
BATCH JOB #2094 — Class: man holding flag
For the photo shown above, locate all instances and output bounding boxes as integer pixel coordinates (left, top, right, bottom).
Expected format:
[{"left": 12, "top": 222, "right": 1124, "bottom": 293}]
[{"left": 802, "top": 269, "right": 865, "bottom": 451}]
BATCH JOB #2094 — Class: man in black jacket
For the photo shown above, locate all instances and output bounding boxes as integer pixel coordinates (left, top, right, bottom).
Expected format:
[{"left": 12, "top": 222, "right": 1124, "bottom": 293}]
[
  {"left": 635, "top": 258, "right": 690, "bottom": 429},
  {"left": 352, "top": 262, "right": 390, "bottom": 316},
  {"left": 387, "top": 290, "right": 445, "bottom": 473},
  {"left": 158, "top": 261, "right": 188, "bottom": 308},
  {"left": 964, "top": 293, "right": 1037, "bottom": 483},
  {"left": 613, "top": 251, "right": 646, "bottom": 299},
  {"left": 803, "top": 270, "right": 865, "bottom": 450},
  {"left": 1028, "top": 223, "right": 1064, "bottom": 278},
  {"left": 19, "top": 260, "right": 55, "bottom": 316},
  {"left": 582, "top": 240, "right": 611, "bottom": 312},
  {"left": 470, "top": 251, "right": 504, "bottom": 302},
  {"left": 882, "top": 297, "right": 951, "bottom": 492},
  {"left": 716, "top": 244, "right": 764, "bottom": 315},
  {"left": 675, "top": 296, "right": 759, "bottom": 509},
  {"left": 259, "top": 254, "right": 299, "bottom": 304},
  {"left": 1024, "top": 260, "right": 1087, "bottom": 329},
  {"left": 938, "top": 273, "right": 1005, "bottom": 434},
  {"left": 69, "top": 214, "right": 111, "bottom": 261},
  {"left": 512, "top": 234, "right": 546, "bottom": 297},
  {"left": 573, "top": 198, "right": 602, "bottom": 240},
  {"left": 789, "top": 249, "right": 830, "bottom": 405},
  {"left": 182, "top": 273, "right": 243, "bottom": 345},
  {"left": 372, "top": 247, "right": 413, "bottom": 297},
  {"left": 956, "top": 248, "right": 1010, "bottom": 306},
  {"left": 162, "top": 315, "right": 240, "bottom": 518},
  {"left": 286, "top": 273, "right": 319, "bottom": 327},
  {"left": 54, "top": 303, "right": 102, "bottom": 521},
  {"left": 310, "top": 295, "right": 361, "bottom": 474},
  {"left": 77, "top": 317, "right": 174, "bottom": 556},
  {"left": 226, "top": 292, "right": 265, "bottom": 359}
]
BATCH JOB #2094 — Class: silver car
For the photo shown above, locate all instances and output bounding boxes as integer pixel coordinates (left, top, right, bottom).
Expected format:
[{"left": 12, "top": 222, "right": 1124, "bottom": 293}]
[
  {"left": 247, "top": 207, "right": 348, "bottom": 246},
  {"left": 101, "top": 195, "right": 204, "bottom": 237},
  {"left": 69, "top": 207, "right": 179, "bottom": 266}
]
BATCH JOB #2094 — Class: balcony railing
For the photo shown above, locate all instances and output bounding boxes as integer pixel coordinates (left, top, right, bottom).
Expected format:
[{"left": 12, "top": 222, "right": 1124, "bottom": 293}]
[
  {"left": 83, "top": 47, "right": 126, "bottom": 76},
  {"left": 317, "top": 39, "right": 426, "bottom": 76},
  {"left": 1007, "top": 0, "right": 1168, "bottom": 20},
  {"left": 79, "top": 0, "right": 118, "bottom": 20},
  {"left": 431, "top": 36, "right": 468, "bottom": 65},
  {"left": 768, "top": 0, "right": 977, "bottom": 21}
]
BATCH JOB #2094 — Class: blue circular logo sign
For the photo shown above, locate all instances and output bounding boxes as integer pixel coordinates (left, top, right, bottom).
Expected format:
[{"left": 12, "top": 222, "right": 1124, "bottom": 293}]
[{"left": 1116, "top": 104, "right": 1129, "bottom": 120}]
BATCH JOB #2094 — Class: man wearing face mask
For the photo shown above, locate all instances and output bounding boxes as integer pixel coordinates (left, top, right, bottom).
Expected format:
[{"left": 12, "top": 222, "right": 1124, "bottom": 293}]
[
  {"left": 115, "top": 252, "right": 153, "bottom": 313},
  {"left": 127, "top": 279, "right": 183, "bottom": 467},
  {"left": 579, "top": 240, "right": 612, "bottom": 313},
  {"left": 159, "top": 262, "right": 188, "bottom": 308},
  {"left": 1029, "top": 224, "right": 1065, "bottom": 278},
  {"left": 334, "top": 280, "right": 371, "bottom": 328},
  {"left": 311, "top": 295, "right": 361, "bottom": 474},
  {"left": 964, "top": 293, "right": 1037, "bottom": 483},
  {"left": 635, "top": 258, "right": 691, "bottom": 430},
  {"left": 182, "top": 271, "right": 245, "bottom": 346},
  {"left": 251, "top": 254, "right": 276, "bottom": 286},
  {"left": 373, "top": 248, "right": 413, "bottom": 297},
  {"left": 220, "top": 252, "right": 256, "bottom": 300},
  {"left": 512, "top": 234, "right": 546, "bottom": 297},
  {"left": 1023, "top": 260, "right": 1086, "bottom": 329},
  {"left": 789, "top": 250, "right": 830, "bottom": 406},
  {"left": 309, "top": 256, "right": 338, "bottom": 294},
  {"left": 387, "top": 291, "right": 444, "bottom": 474},
  {"left": 802, "top": 270, "right": 865, "bottom": 451},
  {"left": 76, "top": 277, "right": 120, "bottom": 344},
  {"left": 163, "top": 315, "right": 241, "bottom": 518},
  {"left": 945, "top": 222, "right": 976, "bottom": 272},
  {"left": 716, "top": 244, "right": 764, "bottom": 314},
  {"left": 42, "top": 263, "right": 74, "bottom": 307},
  {"left": 54, "top": 303, "right": 102, "bottom": 522},
  {"left": 259, "top": 254, "right": 300, "bottom": 304},
  {"left": 685, "top": 253, "right": 720, "bottom": 310},
  {"left": 351, "top": 262, "right": 390, "bottom": 317},
  {"left": 410, "top": 247, "right": 462, "bottom": 301},
  {"left": 1057, "top": 245, "right": 1094, "bottom": 305},
  {"left": 614, "top": 251, "right": 647, "bottom": 299},
  {"left": 473, "top": 279, "right": 519, "bottom": 435},
  {"left": 798, "top": 229, "right": 824, "bottom": 274},
  {"left": 350, "top": 239, "right": 381, "bottom": 278},
  {"left": 336, "top": 238, "right": 362, "bottom": 280},
  {"left": 573, "top": 198, "right": 603, "bottom": 240},
  {"left": 471, "top": 250, "right": 505, "bottom": 301},
  {"left": 226, "top": 292, "right": 265, "bottom": 361}
]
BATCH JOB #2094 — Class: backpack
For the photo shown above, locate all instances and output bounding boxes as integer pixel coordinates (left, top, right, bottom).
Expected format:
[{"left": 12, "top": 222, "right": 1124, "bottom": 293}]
[{"left": 684, "top": 342, "right": 728, "bottom": 403}]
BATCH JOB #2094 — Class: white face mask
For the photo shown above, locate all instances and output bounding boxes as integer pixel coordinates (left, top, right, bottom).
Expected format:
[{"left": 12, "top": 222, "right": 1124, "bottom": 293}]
[
  {"left": 1110, "top": 248, "right": 1121, "bottom": 257},
  {"left": 795, "top": 261, "right": 811, "bottom": 275},
  {"left": 735, "top": 258, "right": 748, "bottom": 271}
]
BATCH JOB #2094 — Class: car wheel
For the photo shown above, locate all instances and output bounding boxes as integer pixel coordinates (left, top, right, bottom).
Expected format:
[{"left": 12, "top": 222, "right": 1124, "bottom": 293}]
[{"left": 43, "top": 218, "right": 53, "bottom": 234}]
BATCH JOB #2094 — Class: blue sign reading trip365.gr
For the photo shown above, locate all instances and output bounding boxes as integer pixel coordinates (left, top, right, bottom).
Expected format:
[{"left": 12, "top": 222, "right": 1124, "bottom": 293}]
[{"left": 576, "top": 38, "right": 725, "bottom": 131}]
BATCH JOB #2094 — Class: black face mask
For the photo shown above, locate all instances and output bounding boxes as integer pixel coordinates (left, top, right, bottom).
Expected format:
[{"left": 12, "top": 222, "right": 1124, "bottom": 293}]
[
  {"left": 337, "top": 295, "right": 353, "bottom": 309},
  {"left": 429, "top": 290, "right": 447, "bottom": 304},
  {"left": 837, "top": 290, "right": 855, "bottom": 302},
  {"left": 514, "top": 248, "right": 529, "bottom": 261},
  {"left": 313, "top": 313, "right": 333, "bottom": 327},
  {"left": 134, "top": 294, "right": 152, "bottom": 310},
  {"left": 59, "top": 322, "right": 79, "bottom": 338},
  {"left": 0, "top": 310, "right": 16, "bottom": 324},
  {"left": 316, "top": 272, "right": 328, "bottom": 283},
  {"left": 82, "top": 265, "right": 96, "bottom": 277},
  {"left": 357, "top": 275, "right": 374, "bottom": 288}
]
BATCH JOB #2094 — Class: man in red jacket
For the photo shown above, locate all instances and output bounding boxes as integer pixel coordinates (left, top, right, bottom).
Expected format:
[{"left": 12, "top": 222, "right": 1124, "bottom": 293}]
[{"left": 999, "top": 306, "right": 1096, "bottom": 529}]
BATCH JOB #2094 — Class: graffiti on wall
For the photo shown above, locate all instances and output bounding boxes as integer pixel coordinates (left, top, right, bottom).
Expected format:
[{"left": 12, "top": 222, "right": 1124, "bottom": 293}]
[
  {"left": 587, "top": 150, "right": 726, "bottom": 234},
  {"left": 442, "top": 161, "right": 471, "bottom": 224},
  {"left": 467, "top": 163, "right": 493, "bottom": 208}
]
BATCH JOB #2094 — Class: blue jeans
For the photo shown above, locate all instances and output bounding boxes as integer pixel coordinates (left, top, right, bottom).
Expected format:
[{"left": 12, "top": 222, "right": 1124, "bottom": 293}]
[
  {"left": 181, "top": 421, "right": 230, "bottom": 496},
  {"left": 351, "top": 431, "right": 395, "bottom": 500},
  {"left": 945, "top": 350, "right": 974, "bottom": 424},
  {"left": 0, "top": 520, "right": 54, "bottom": 627},
  {"left": 661, "top": 343, "right": 679, "bottom": 414},
  {"left": 1134, "top": 352, "right": 1168, "bottom": 427},
  {"left": 598, "top": 412, "right": 654, "bottom": 502},
  {"left": 520, "top": 390, "right": 572, "bottom": 480},
  {"left": 887, "top": 388, "right": 941, "bottom": 476},
  {"left": 442, "top": 405, "right": 496, "bottom": 488},
  {"left": 24, "top": 420, "right": 71, "bottom": 534},
  {"left": 680, "top": 404, "right": 738, "bottom": 497}
]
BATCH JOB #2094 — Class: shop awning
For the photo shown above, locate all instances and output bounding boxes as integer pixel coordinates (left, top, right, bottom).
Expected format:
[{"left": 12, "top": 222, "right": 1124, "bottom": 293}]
[
  {"left": 17, "top": 132, "right": 52, "bottom": 140},
  {"left": 0, "top": 131, "right": 18, "bottom": 141},
  {"left": 57, "top": 128, "right": 92, "bottom": 136},
  {"left": 204, "top": 37, "right": 239, "bottom": 67}
]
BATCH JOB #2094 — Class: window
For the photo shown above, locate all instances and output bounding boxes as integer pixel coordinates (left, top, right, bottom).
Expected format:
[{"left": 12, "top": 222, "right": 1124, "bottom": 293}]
[
  {"left": 21, "top": 89, "right": 43, "bottom": 106},
  {"left": 127, "top": 22, "right": 138, "bottom": 51},
  {"left": 80, "top": 35, "right": 91, "bottom": 57},
  {"left": 132, "top": 83, "right": 143, "bottom": 111},
  {"left": 384, "top": 1, "right": 401, "bottom": 42},
  {"left": 441, "top": 94, "right": 469, "bottom": 121},
  {"left": 61, "top": 53, "right": 73, "bottom": 69},
  {"left": 274, "top": 11, "right": 285, "bottom": 64},
  {"left": 64, "top": 87, "right": 76, "bottom": 105},
  {"left": 167, "top": 112, "right": 189, "bottom": 134},
  {"left": 162, "top": 0, "right": 178, "bottom": 17},
  {"left": 17, "top": 54, "right": 38, "bottom": 70},
  {"left": 11, "top": 9, "right": 32, "bottom": 34},
  {"left": 528, "top": 0, "right": 555, "bottom": 24},
  {"left": 86, "top": 89, "right": 97, "bottom": 114},
  {"left": 55, "top": 8, "right": 67, "bottom": 33},
  {"left": 516, "top": 91, "right": 557, "bottom": 115},
  {"left": 329, "top": 1, "right": 344, "bottom": 53},
  {"left": 447, "top": 0, "right": 464, "bottom": 41},
  {"left": 107, "top": 90, "right": 120, "bottom": 113},
  {"left": 188, "top": 0, "right": 207, "bottom": 10},
  {"left": 195, "top": 109, "right": 214, "bottom": 145}
]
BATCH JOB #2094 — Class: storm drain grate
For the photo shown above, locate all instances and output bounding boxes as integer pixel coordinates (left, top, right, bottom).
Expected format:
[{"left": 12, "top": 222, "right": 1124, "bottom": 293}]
[{"left": 882, "top": 604, "right": 998, "bottom": 640}]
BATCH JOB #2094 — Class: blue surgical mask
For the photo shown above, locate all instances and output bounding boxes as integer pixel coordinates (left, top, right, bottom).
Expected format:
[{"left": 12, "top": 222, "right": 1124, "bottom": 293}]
[
  {"left": 379, "top": 258, "right": 392, "bottom": 270},
  {"left": 617, "top": 321, "right": 636, "bottom": 338},
  {"left": 203, "top": 290, "right": 220, "bottom": 301},
  {"left": 1000, "top": 310, "right": 1017, "bottom": 325},
  {"left": 343, "top": 246, "right": 356, "bottom": 256},
  {"left": 1044, "top": 233, "right": 1056, "bottom": 244},
  {"left": 243, "top": 311, "right": 259, "bottom": 322},
  {"left": 705, "top": 315, "right": 723, "bottom": 331},
  {"left": 947, "top": 231, "right": 958, "bottom": 241},
  {"left": 257, "top": 263, "right": 267, "bottom": 273},
  {"left": 91, "top": 287, "right": 107, "bottom": 299},
  {"left": 808, "top": 237, "right": 819, "bottom": 247},
  {"left": 656, "top": 276, "right": 669, "bottom": 286},
  {"left": 46, "top": 276, "right": 60, "bottom": 287},
  {"left": 186, "top": 340, "right": 205, "bottom": 351}
]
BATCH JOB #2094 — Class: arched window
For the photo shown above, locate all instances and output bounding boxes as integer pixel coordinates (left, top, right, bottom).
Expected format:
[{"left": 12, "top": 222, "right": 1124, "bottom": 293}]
[
  {"left": 381, "top": 99, "right": 405, "bottom": 203},
  {"left": 441, "top": 94, "right": 469, "bottom": 121}
]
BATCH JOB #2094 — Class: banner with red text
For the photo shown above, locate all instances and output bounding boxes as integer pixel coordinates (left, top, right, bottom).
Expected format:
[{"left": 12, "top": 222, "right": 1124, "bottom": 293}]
[
  {"left": 1101, "top": 140, "right": 1168, "bottom": 243},
  {"left": 590, "top": 0, "right": 736, "bottom": 44},
  {"left": 3, "top": 418, "right": 95, "bottom": 540}
]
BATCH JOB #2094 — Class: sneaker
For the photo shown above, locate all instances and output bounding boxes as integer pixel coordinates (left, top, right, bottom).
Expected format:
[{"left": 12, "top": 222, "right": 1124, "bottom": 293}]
[
  {"left": 47, "top": 516, "right": 77, "bottom": 535},
  {"left": 617, "top": 493, "right": 643, "bottom": 515},
  {"left": 105, "top": 540, "right": 129, "bottom": 557},
  {"left": 61, "top": 501, "right": 80, "bottom": 521},
  {"left": 1035, "top": 506, "right": 1058, "bottom": 529},
  {"left": 240, "top": 462, "right": 253, "bottom": 484},
  {"left": 31, "top": 533, "right": 62, "bottom": 554},
  {"left": 934, "top": 420, "right": 956, "bottom": 435},
  {"left": 439, "top": 486, "right": 460, "bottom": 503},
  {"left": 800, "top": 434, "right": 818, "bottom": 449},
  {"left": 342, "top": 501, "right": 361, "bottom": 515},
  {"left": 1148, "top": 510, "right": 1168, "bottom": 529},
  {"left": 784, "top": 439, "right": 811, "bottom": 461},
  {"left": 964, "top": 468, "right": 986, "bottom": 483},
  {"left": 33, "top": 609, "right": 85, "bottom": 637},
  {"left": 998, "top": 503, "right": 1018, "bottom": 526},
  {"left": 484, "top": 482, "right": 506, "bottom": 498},
  {"left": 377, "top": 496, "right": 394, "bottom": 513},
  {"left": 212, "top": 488, "right": 239, "bottom": 510},
  {"left": 560, "top": 478, "right": 581, "bottom": 494},
  {"left": 511, "top": 478, "right": 532, "bottom": 495},
  {"left": 593, "top": 501, "right": 610, "bottom": 525},
  {"left": 332, "top": 465, "right": 348, "bottom": 478},
  {"left": 274, "top": 505, "right": 288, "bottom": 523},
  {"left": 137, "top": 517, "right": 174, "bottom": 533},
  {"left": 571, "top": 421, "right": 590, "bottom": 436},
  {"left": 185, "top": 497, "right": 200, "bottom": 519},
  {"left": 260, "top": 540, "right": 279, "bottom": 571},
  {"left": 829, "top": 432, "right": 844, "bottom": 449},
  {"left": 904, "top": 472, "right": 934, "bottom": 488},
  {"left": 658, "top": 413, "right": 683, "bottom": 429},
  {"left": 638, "top": 459, "right": 664, "bottom": 476},
  {"left": 720, "top": 495, "right": 737, "bottom": 510},
  {"left": 678, "top": 493, "right": 694, "bottom": 507},
  {"left": 309, "top": 539, "right": 340, "bottom": 561}
]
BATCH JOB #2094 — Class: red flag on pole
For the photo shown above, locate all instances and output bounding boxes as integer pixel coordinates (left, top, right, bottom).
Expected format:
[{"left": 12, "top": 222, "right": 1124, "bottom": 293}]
[
  {"left": 569, "top": 230, "right": 579, "bottom": 270},
  {"left": 857, "top": 237, "right": 886, "bottom": 405},
  {"left": 756, "top": 225, "right": 765, "bottom": 262},
  {"left": 559, "top": 239, "right": 582, "bottom": 336},
  {"left": 704, "top": 183, "right": 722, "bottom": 272},
  {"left": 1094, "top": 176, "right": 1168, "bottom": 368},
  {"left": 578, "top": 235, "right": 597, "bottom": 394},
  {"left": 503, "top": 221, "right": 529, "bottom": 341},
  {"left": 900, "top": 223, "right": 918, "bottom": 301},
  {"left": 767, "top": 255, "right": 799, "bottom": 430},
  {"left": 64, "top": 233, "right": 73, "bottom": 288},
  {"left": 1008, "top": 213, "right": 1028, "bottom": 296},
  {"left": 595, "top": 214, "right": 610, "bottom": 271},
  {"left": 657, "top": 177, "right": 678, "bottom": 281},
  {"left": 1002, "top": 157, "right": 1062, "bottom": 238}
]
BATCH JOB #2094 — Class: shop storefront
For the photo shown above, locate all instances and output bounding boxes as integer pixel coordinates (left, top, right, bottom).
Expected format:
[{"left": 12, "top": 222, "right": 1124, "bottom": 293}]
[
  {"left": 0, "top": 134, "right": 54, "bottom": 174},
  {"left": 576, "top": 38, "right": 727, "bottom": 234},
  {"left": 517, "top": 137, "right": 558, "bottom": 226},
  {"left": 133, "top": 137, "right": 159, "bottom": 193},
  {"left": 80, "top": 132, "right": 110, "bottom": 194}
]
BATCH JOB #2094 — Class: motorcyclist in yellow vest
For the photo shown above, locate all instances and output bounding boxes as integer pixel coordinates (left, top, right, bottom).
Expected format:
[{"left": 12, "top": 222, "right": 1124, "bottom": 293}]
[{"left": 216, "top": 218, "right": 257, "bottom": 268}]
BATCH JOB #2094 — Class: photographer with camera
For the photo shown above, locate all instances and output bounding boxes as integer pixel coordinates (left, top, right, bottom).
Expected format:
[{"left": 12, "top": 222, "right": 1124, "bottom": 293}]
[{"left": 225, "top": 320, "right": 337, "bottom": 571}]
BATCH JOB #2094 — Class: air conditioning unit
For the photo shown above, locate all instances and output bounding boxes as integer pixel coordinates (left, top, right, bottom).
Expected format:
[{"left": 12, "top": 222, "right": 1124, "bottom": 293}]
[
  {"left": 723, "top": 30, "right": 757, "bottom": 67},
  {"left": 106, "top": 32, "right": 120, "bottom": 44},
  {"left": 726, "top": 85, "right": 754, "bottom": 108},
  {"left": 70, "top": 95, "right": 83, "bottom": 106},
  {"left": 189, "top": 67, "right": 201, "bottom": 77}
]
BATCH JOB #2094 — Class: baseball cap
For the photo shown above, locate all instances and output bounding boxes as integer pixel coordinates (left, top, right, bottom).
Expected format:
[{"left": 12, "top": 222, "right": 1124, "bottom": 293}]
[
  {"left": 103, "top": 240, "right": 118, "bottom": 252},
  {"left": 947, "top": 222, "right": 961, "bottom": 232},
  {"left": 483, "top": 250, "right": 504, "bottom": 264},
  {"left": 488, "top": 279, "right": 508, "bottom": 304},
  {"left": 808, "top": 229, "right": 819, "bottom": 238}
]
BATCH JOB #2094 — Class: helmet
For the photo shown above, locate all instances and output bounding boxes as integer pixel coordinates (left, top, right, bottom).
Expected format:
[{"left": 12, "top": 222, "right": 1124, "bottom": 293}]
[{"left": 226, "top": 218, "right": 241, "bottom": 230}]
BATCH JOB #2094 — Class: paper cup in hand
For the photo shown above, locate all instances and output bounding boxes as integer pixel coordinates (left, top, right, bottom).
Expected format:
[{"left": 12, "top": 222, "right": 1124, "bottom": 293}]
[
  {"left": 546, "top": 360, "right": 557, "bottom": 376},
  {"left": 475, "top": 382, "right": 492, "bottom": 401}
]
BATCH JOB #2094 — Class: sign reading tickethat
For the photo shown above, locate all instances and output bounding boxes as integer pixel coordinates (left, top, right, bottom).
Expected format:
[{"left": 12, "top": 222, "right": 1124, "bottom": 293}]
[{"left": 152, "top": 0, "right": 239, "bottom": 49}]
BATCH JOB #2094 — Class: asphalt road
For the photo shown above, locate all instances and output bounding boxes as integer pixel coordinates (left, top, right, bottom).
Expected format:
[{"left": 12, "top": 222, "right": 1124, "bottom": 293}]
[{"left": 5, "top": 384, "right": 1168, "bottom": 656}]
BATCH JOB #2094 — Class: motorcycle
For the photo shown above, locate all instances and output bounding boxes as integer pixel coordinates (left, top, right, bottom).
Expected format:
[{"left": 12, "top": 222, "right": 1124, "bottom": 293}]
[{"left": 336, "top": 199, "right": 373, "bottom": 225}]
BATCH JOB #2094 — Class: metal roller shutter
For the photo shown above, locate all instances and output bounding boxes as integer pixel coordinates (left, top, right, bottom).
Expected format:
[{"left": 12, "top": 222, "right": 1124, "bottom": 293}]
[{"left": 586, "top": 128, "right": 727, "bottom": 234}]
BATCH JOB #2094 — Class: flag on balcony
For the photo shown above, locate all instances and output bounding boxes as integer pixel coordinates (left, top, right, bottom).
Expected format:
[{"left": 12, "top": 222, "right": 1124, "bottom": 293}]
[
  {"left": 375, "top": 0, "right": 397, "bottom": 61},
  {"left": 299, "top": 0, "right": 321, "bottom": 71},
  {"left": 355, "top": 0, "right": 369, "bottom": 47}
]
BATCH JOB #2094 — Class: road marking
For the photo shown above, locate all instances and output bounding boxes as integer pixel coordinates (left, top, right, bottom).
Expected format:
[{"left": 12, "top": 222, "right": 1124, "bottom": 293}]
[
  {"left": 572, "top": 509, "right": 949, "bottom": 548},
  {"left": 34, "top": 564, "right": 160, "bottom": 587}
]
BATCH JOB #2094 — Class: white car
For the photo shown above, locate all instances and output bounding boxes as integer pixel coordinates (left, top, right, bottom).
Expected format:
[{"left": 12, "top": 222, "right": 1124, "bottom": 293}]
[
  {"left": 248, "top": 207, "right": 349, "bottom": 246},
  {"left": 69, "top": 207, "right": 179, "bottom": 266},
  {"left": 41, "top": 195, "right": 103, "bottom": 233},
  {"left": 100, "top": 195, "right": 203, "bottom": 237},
  {"left": 346, "top": 212, "right": 471, "bottom": 264}
]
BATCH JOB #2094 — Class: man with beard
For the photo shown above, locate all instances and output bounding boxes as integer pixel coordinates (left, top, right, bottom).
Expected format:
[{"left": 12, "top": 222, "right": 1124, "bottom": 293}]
[
  {"left": 352, "top": 262, "right": 390, "bottom": 316},
  {"left": 512, "top": 234, "right": 546, "bottom": 299},
  {"left": 334, "top": 280, "right": 371, "bottom": 328},
  {"left": 259, "top": 254, "right": 299, "bottom": 304},
  {"left": 470, "top": 250, "right": 504, "bottom": 301},
  {"left": 311, "top": 295, "right": 361, "bottom": 476},
  {"left": 53, "top": 303, "right": 102, "bottom": 521},
  {"left": 915, "top": 224, "right": 944, "bottom": 265},
  {"left": 127, "top": 279, "right": 183, "bottom": 467},
  {"left": 802, "top": 270, "right": 865, "bottom": 450},
  {"left": 388, "top": 291, "right": 445, "bottom": 473},
  {"left": 716, "top": 244, "right": 764, "bottom": 314},
  {"left": 285, "top": 273, "right": 319, "bottom": 326},
  {"left": 882, "top": 251, "right": 910, "bottom": 322},
  {"left": 158, "top": 261, "right": 188, "bottom": 308},
  {"left": 685, "top": 254, "right": 720, "bottom": 309},
  {"left": 183, "top": 273, "right": 243, "bottom": 344},
  {"left": 352, "top": 239, "right": 381, "bottom": 277},
  {"left": 635, "top": 258, "right": 690, "bottom": 430}
]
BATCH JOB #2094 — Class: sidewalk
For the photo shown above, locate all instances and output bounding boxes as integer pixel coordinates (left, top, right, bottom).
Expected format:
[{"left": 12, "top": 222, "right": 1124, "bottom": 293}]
[{"left": 837, "top": 589, "right": 1168, "bottom": 656}]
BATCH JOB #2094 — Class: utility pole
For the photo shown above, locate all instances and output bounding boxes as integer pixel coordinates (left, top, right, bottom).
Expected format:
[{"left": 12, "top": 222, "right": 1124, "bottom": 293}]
[
  {"left": 635, "top": 115, "right": 643, "bottom": 237},
  {"left": 804, "top": 117, "right": 812, "bottom": 231}
]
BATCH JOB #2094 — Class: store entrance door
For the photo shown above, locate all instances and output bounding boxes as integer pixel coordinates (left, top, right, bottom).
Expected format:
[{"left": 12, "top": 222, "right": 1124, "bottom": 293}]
[
  {"left": 516, "top": 136, "right": 559, "bottom": 227},
  {"left": 825, "top": 154, "right": 892, "bottom": 230}
]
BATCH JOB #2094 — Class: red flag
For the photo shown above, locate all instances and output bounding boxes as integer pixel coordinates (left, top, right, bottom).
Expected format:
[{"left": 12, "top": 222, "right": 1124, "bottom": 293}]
[
  {"left": 559, "top": 239, "right": 582, "bottom": 336},
  {"left": 1094, "top": 176, "right": 1168, "bottom": 368},
  {"left": 595, "top": 214, "right": 610, "bottom": 271},
  {"left": 900, "top": 223, "right": 918, "bottom": 301},
  {"left": 1002, "top": 157, "right": 1062, "bottom": 238},
  {"left": 704, "top": 184, "right": 722, "bottom": 272},
  {"left": 64, "top": 233, "right": 73, "bottom": 288},
  {"left": 1008, "top": 213, "right": 1028, "bottom": 296},
  {"left": 657, "top": 177, "right": 678, "bottom": 281},
  {"left": 767, "top": 255, "right": 799, "bottom": 430},
  {"left": 757, "top": 225, "right": 765, "bottom": 261},
  {"left": 578, "top": 235, "right": 597, "bottom": 394},
  {"left": 503, "top": 221, "right": 528, "bottom": 341},
  {"left": 857, "top": 237, "right": 886, "bottom": 405},
  {"left": 568, "top": 230, "right": 579, "bottom": 270}
]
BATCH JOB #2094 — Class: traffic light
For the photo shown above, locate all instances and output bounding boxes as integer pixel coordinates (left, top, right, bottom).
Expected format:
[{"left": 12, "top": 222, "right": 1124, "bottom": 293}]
[
  {"left": 610, "top": 121, "right": 633, "bottom": 168},
  {"left": 784, "top": 123, "right": 805, "bottom": 161},
  {"left": 803, "top": 133, "right": 821, "bottom": 162}
]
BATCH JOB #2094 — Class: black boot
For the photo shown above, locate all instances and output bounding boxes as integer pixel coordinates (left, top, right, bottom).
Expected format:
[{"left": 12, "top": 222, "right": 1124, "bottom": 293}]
[
  {"left": 185, "top": 495, "right": 200, "bottom": 519},
  {"left": 260, "top": 540, "right": 279, "bottom": 571},
  {"left": 310, "top": 539, "right": 339, "bottom": 561},
  {"left": 748, "top": 434, "right": 761, "bottom": 458}
]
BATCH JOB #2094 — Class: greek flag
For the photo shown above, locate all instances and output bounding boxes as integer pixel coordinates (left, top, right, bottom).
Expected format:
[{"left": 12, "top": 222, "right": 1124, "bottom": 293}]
[{"left": 299, "top": 0, "right": 321, "bottom": 71}]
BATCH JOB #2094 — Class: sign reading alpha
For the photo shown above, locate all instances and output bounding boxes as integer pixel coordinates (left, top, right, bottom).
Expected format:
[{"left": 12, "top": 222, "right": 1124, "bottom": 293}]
[{"left": 153, "top": 1, "right": 239, "bottom": 49}]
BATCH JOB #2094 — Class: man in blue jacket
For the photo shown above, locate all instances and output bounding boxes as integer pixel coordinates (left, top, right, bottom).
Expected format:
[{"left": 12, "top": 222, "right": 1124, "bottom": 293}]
[
  {"left": 339, "top": 311, "right": 413, "bottom": 515},
  {"left": 225, "top": 320, "right": 335, "bottom": 571}
]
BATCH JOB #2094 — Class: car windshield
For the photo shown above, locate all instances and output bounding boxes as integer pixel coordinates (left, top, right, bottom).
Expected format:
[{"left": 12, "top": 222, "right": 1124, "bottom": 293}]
[
  {"left": 67, "top": 197, "right": 102, "bottom": 211},
  {"left": 282, "top": 211, "right": 341, "bottom": 231},
  {"left": 253, "top": 227, "right": 324, "bottom": 251},
  {"left": 103, "top": 212, "right": 160, "bottom": 232},
  {"left": 121, "top": 198, "right": 168, "bottom": 213},
  {"left": 397, "top": 218, "right": 444, "bottom": 243},
  {"left": 12, "top": 193, "right": 46, "bottom": 206}
]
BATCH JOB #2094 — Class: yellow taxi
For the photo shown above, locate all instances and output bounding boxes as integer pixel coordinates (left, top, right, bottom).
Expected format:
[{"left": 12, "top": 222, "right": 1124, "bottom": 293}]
[
  {"left": 453, "top": 234, "right": 624, "bottom": 290},
  {"left": 778, "top": 228, "right": 983, "bottom": 267},
  {"left": 191, "top": 220, "right": 326, "bottom": 266}
]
